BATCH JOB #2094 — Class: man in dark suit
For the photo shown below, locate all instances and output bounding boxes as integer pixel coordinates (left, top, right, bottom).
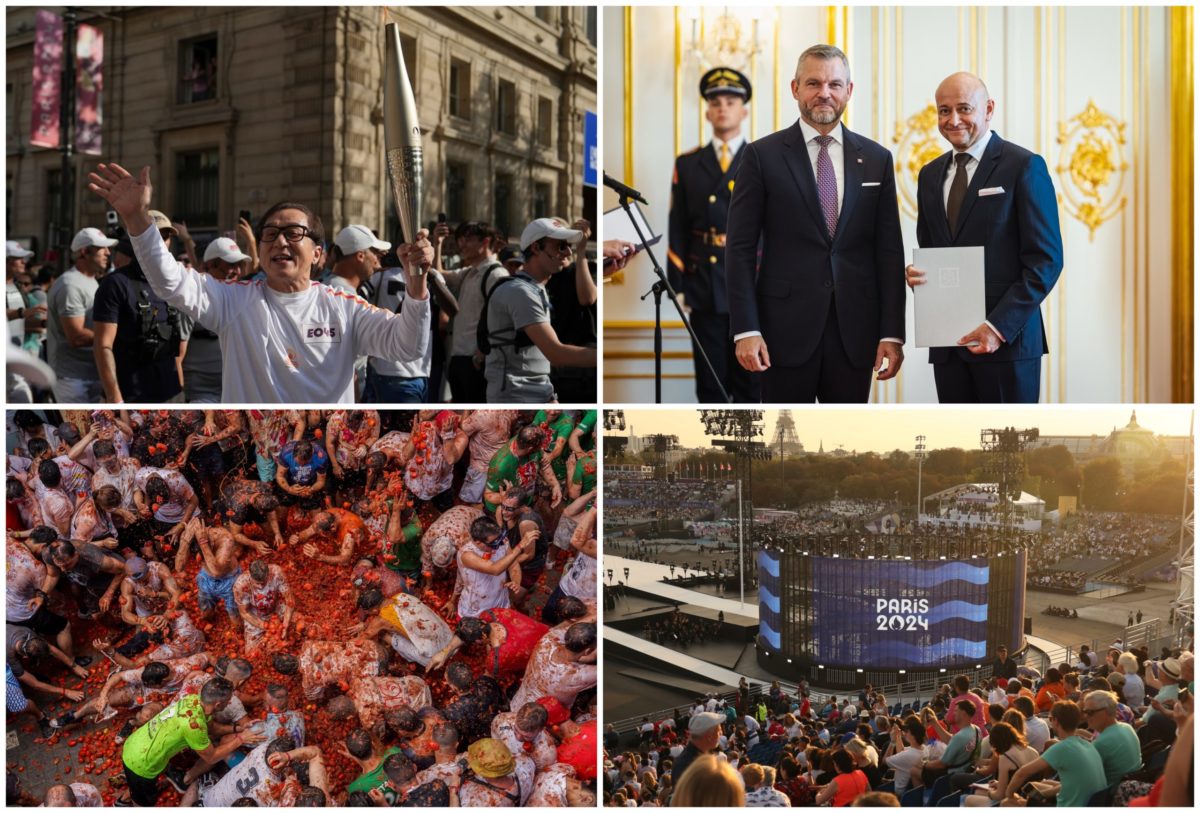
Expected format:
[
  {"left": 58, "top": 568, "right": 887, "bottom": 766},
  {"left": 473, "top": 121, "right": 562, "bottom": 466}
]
[
  {"left": 725, "top": 45, "right": 905, "bottom": 403},
  {"left": 668, "top": 67, "right": 760, "bottom": 403},
  {"left": 907, "top": 72, "right": 1063, "bottom": 403}
]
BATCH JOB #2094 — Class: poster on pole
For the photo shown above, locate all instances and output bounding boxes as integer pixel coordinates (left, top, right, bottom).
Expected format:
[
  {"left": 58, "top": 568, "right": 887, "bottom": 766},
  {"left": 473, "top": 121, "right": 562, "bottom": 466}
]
[
  {"left": 30, "top": 9, "right": 63, "bottom": 149},
  {"left": 75, "top": 24, "right": 104, "bottom": 155}
]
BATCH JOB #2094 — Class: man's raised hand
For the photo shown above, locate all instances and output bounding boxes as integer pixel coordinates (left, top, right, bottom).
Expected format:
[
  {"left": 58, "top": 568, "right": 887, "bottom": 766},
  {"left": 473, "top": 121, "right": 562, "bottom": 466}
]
[{"left": 87, "top": 163, "right": 153, "bottom": 226}]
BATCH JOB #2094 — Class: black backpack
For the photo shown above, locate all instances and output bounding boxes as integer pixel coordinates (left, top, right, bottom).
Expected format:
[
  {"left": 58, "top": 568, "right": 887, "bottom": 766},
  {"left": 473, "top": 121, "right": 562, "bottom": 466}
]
[{"left": 476, "top": 268, "right": 536, "bottom": 356}]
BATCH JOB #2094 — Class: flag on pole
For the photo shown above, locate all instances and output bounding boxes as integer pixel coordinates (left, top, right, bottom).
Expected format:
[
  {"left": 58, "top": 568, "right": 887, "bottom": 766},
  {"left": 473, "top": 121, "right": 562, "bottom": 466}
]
[{"left": 31, "top": 10, "right": 63, "bottom": 149}]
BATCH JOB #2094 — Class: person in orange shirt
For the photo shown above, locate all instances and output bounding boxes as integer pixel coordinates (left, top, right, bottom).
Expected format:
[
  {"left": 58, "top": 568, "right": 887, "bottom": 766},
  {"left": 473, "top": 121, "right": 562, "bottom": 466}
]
[
  {"left": 1034, "top": 668, "right": 1068, "bottom": 713},
  {"left": 290, "top": 507, "right": 368, "bottom": 567}
]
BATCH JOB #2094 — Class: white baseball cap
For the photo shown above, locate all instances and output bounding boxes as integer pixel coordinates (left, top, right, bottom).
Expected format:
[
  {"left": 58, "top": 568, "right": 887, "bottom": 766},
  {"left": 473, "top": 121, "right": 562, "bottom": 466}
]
[
  {"left": 6, "top": 240, "right": 34, "bottom": 259},
  {"left": 203, "top": 237, "right": 251, "bottom": 264},
  {"left": 519, "top": 217, "right": 583, "bottom": 250},
  {"left": 334, "top": 224, "right": 391, "bottom": 255},
  {"left": 70, "top": 227, "right": 119, "bottom": 252}
]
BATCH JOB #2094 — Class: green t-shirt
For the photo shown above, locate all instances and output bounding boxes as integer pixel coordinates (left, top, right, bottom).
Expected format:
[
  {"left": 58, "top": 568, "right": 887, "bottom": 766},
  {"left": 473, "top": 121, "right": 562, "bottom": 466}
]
[
  {"left": 1041, "top": 735, "right": 1108, "bottom": 807},
  {"left": 1091, "top": 723, "right": 1142, "bottom": 787},
  {"left": 572, "top": 450, "right": 597, "bottom": 505},
  {"left": 122, "top": 694, "right": 211, "bottom": 779},
  {"left": 941, "top": 724, "right": 980, "bottom": 774},
  {"left": 575, "top": 410, "right": 596, "bottom": 451},
  {"left": 533, "top": 410, "right": 575, "bottom": 482},
  {"left": 483, "top": 442, "right": 542, "bottom": 514},
  {"left": 347, "top": 746, "right": 403, "bottom": 803},
  {"left": 384, "top": 511, "right": 423, "bottom": 573}
]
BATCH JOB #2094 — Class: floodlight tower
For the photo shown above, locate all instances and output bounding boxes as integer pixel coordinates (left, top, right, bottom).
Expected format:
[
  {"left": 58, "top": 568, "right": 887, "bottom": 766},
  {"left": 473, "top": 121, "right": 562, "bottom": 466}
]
[
  {"left": 915, "top": 435, "right": 927, "bottom": 522},
  {"left": 700, "top": 410, "right": 771, "bottom": 607},
  {"left": 980, "top": 427, "right": 1039, "bottom": 533}
]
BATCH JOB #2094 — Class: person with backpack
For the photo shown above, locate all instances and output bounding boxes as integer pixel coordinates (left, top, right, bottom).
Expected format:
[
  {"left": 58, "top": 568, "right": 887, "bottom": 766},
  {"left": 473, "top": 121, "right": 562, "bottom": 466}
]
[
  {"left": 479, "top": 218, "right": 597, "bottom": 403},
  {"left": 436, "top": 221, "right": 509, "bottom": 402}
]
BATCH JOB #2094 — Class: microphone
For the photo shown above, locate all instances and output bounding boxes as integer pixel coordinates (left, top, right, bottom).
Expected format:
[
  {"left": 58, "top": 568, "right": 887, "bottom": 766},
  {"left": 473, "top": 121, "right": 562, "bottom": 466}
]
[{"left": 603, "top": 173, "right": 648, "bottom": 205}]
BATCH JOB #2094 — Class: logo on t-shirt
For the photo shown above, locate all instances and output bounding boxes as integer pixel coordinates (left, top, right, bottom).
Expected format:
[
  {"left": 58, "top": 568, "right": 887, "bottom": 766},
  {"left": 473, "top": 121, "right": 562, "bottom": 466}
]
[{"left": 304, "top": 323, "right": 341, "bottom": 343}]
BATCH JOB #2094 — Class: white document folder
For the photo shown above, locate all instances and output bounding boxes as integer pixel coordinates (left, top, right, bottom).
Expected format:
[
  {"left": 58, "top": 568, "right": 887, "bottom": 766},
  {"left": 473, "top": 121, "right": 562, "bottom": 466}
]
[{"left": 912, "top": 246, "right": 986, "bottom": 348}]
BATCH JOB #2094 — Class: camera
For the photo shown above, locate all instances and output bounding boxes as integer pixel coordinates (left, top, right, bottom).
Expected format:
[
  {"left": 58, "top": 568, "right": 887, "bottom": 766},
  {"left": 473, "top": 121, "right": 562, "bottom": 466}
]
[{"left": 105, "top": 209, "right": 119, "bottom": 226}]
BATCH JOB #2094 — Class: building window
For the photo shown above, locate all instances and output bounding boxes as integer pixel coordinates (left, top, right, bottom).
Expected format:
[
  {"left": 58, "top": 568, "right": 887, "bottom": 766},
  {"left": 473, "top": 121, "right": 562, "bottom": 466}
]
[
  {"left": 449, "top": 58, "right": 470, "bottom": 120},
  {"left": 494, "top": 173, "right": 513, "bottom": 239},
  {"left": 534, "top": 7, "right": 554, "bottom": 24},
  {"left": 537, "top": 97, "right": 553, "bottom": 149},
  {"left": 586, "top": 7, "right": 597, "bottom": 45},
  {"left": 445, "top": 161, "right": 468, "bottom": 224},
  {"left": 533, "top": 182, "right": 553, "bottom": 219},
  {"left": 178, "top": 35, "right": 218, "bottom": 104},
  {"left": 496, "top": 80, "right": 517, "bottom": 136},
  {"left": 173, "top": 148, "right": 220, "bottom": 228}
]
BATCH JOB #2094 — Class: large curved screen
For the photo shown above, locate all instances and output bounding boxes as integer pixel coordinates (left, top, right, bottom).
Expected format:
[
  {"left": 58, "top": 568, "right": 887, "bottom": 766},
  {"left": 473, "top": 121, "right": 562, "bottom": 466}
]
[{"left": 812, "top": 558, "right": 989, "bottom": 667}]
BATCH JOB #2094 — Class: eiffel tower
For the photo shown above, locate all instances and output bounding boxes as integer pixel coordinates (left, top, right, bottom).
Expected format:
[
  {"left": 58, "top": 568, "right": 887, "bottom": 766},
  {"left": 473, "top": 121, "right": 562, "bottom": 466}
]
[{"left": 770, "top": 410, "right": 804, "bottom": 459}]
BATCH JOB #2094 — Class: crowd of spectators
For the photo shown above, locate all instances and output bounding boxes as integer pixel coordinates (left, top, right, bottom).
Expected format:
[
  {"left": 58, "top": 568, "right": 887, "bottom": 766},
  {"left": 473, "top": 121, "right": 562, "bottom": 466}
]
[
  {"left": 603, "top": 645, "right": 1194, "bottom": 807},
  {"left": 638, "top": 611, "right": 724, "bottom": 650},
  {"left": 6, "top": 407, "right": 598, "bottom": 806}
]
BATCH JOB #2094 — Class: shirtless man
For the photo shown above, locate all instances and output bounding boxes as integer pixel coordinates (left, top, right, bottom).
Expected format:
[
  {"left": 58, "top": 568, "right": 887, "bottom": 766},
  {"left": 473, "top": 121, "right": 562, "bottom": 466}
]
[
  {"left": 294, "top": 508, "right": 367, "bottom": 567},
  {"left": 233, "top": 560, "right": 296, "bottom": 654},
  {"left": 68, "top": 488, "right": 122, "bottom": 549},
  {"left": 527, "top": 763, "right": 595, "bottom": 807},
  {"left": 179, "top": 521, "right": 242, "bottom": 627}
]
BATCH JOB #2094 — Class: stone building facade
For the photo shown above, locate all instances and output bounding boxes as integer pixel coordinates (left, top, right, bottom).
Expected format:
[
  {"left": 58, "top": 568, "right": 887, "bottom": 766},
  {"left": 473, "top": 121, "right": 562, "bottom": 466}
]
[{"left": 6, "top": 5, "right": 597, "bottom": 256}]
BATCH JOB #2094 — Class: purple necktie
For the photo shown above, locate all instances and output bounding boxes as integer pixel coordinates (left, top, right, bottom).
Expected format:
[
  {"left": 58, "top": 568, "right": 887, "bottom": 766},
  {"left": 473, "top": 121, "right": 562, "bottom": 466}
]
[{"left": 815, "top": 135, "right": 839, "bottom": 238}]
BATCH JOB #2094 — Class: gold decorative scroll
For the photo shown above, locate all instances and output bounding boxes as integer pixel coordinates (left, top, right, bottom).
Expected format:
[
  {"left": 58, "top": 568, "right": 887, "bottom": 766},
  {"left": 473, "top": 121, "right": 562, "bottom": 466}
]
[
  {"left": 892, "top": 103, "right": 943, "bottom": 219},
  {"left": 1055, "top": 99, "right": 1128, "bottom": 240}
]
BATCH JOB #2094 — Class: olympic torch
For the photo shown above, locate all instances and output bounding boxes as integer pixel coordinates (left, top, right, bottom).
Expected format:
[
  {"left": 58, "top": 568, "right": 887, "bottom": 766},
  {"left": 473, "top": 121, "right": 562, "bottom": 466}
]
[{"left": 383, "top": 22, "right": 423, "bottom": 266}]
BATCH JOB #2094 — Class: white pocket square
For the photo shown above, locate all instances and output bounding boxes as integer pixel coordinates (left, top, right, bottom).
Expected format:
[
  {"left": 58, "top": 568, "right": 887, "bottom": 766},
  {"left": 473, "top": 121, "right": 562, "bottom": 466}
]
[
  {"left": 978, "top": 186, "right": 1006, "bottom": 196},
  {"left": 861, "top": 181, "right": 881, "bottom": 187}
]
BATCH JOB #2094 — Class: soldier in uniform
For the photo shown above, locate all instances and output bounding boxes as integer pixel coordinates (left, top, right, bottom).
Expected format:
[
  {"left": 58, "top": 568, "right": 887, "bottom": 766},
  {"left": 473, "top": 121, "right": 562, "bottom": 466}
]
[{"left": 668, "top": 67, "right": 761, "bottom": 403}]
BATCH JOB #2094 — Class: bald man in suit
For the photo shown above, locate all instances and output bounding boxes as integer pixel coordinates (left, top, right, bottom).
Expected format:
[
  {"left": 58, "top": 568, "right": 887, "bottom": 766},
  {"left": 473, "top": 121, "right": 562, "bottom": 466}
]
[{"left": 906, "top": 72, "right": 1063, "bottom": 403}]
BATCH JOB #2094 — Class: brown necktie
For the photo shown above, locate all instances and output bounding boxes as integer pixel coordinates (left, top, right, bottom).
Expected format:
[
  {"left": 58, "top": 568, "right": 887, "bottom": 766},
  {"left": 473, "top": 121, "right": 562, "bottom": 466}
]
[{"left": 946, "top": 153, "right": 971, "bottom": 233}]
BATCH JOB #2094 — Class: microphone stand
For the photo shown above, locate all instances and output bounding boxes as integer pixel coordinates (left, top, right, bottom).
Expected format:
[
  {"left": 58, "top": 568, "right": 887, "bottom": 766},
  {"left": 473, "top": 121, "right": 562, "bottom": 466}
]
[{"left": 610, "top": 185, "right": 731, "bottom": 404}]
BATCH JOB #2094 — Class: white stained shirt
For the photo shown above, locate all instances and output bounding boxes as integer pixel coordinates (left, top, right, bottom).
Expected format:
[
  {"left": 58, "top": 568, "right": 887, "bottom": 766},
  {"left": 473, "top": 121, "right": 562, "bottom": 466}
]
[
  {"left": 557, "top": 549, "right": 596, "bottom": 602},
  {"left": 456, "top": 541, "right": 512, "bottom": 619},
  {"left": 131, "top": 225, "right": 430, "bottom": 403},
  {"left": 365, "top": 266, "right": 431, "bottom": 378}
]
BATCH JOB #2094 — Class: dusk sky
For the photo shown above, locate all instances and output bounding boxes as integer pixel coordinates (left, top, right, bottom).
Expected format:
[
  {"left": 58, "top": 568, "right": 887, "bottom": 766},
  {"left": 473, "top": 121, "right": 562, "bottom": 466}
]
[{"left": 608, "top": 407, "right": 1194, "bottom": 454}]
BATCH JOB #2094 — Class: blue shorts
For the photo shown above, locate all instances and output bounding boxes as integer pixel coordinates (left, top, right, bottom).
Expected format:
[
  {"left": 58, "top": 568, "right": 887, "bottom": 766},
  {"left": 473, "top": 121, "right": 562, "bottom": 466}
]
[
  {"left": 6, "top": 664, "right": 28, "bottom": 713},
  {"left": 197, "top": 567, "right": 241, "bottom": 616}
]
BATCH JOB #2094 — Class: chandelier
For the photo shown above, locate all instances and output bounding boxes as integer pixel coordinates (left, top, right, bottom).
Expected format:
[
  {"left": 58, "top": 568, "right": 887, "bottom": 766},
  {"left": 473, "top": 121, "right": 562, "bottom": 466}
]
[{"left": 685, "top": 8, "right": 765, "bottom": 73}]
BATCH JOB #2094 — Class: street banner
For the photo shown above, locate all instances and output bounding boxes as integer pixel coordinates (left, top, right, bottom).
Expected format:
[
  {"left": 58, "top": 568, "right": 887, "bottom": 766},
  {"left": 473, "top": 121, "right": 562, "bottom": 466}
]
[
  {"left": 75, "top": 24, "right": 104, "bottom": 155},
  {"left": 31, "top": 9, "right": 63, "bottom": 149}
]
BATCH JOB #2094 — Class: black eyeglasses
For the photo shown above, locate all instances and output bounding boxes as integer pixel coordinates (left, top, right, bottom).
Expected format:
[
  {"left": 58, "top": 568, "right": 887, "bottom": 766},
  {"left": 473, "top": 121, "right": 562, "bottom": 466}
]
[{"left": 259, "top": 225, "right": 315, "bottom": 244}]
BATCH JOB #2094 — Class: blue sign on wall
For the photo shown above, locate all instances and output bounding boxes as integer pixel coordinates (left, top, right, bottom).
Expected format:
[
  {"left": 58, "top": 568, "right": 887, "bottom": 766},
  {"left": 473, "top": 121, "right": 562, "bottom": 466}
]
[{"left": 583, "top": 110, "right": 597, "bottom": 187}]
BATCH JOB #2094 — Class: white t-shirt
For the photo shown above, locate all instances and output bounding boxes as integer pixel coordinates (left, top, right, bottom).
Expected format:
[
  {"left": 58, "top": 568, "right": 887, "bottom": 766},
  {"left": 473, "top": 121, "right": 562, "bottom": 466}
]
[
  {"left": 885, "top": 745, "right": 924, "bottom": 795},
  {"left": 557, "top": 549, "right": 596, "bottom": 601},
  {"left": 200, "top": 741, "right": 300, "bottom": 807},
  {"left": 365, "top": 266, "right": 431, "bottom": 378},
  {"left": 131, "top": 224, "right": 430, "bottom": 402},
  {"left": 1024, "top": 715, "right": 1051, "bottom": 753}
]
